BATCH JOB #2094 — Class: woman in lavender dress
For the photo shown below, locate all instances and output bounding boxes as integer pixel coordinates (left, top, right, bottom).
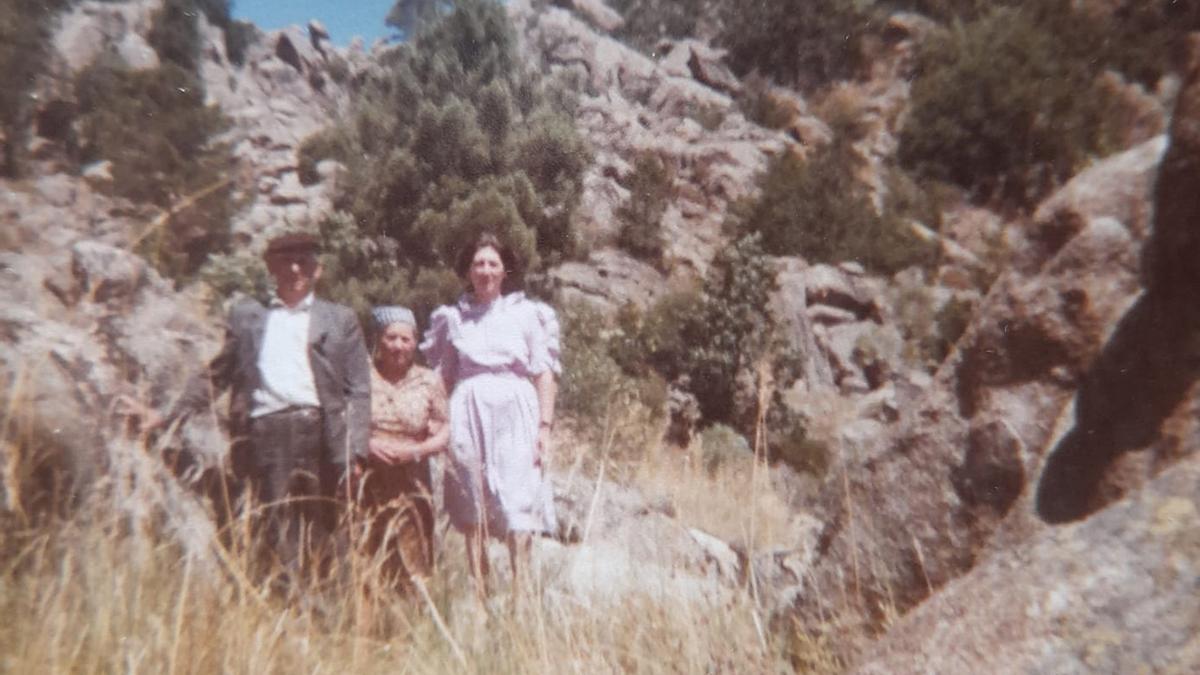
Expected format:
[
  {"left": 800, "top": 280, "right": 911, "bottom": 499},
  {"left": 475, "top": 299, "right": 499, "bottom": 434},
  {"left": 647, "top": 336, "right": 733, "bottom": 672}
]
[{"left": 420, "top": 233, "right": 560, "bottom": 597}]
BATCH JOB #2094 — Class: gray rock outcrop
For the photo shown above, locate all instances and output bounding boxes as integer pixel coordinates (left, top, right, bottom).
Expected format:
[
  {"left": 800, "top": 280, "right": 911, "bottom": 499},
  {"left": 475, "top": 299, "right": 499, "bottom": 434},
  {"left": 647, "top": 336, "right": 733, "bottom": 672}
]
[
  {"left": 510, "top": 0, "right": 802, "bottom": 292},
  {"left": 852, "top": 453, "right": 1200, "bottom": 675},
  {"left": 790, "top": 37, "right": 1200, "bottom": 667}
]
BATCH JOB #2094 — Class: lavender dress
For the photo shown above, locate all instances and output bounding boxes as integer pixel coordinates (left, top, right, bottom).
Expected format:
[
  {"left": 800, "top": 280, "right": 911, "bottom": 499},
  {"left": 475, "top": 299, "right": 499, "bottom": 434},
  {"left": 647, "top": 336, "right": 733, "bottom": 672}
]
[{"left": 420, "top": 292, "right": 560, "bottom": 536}]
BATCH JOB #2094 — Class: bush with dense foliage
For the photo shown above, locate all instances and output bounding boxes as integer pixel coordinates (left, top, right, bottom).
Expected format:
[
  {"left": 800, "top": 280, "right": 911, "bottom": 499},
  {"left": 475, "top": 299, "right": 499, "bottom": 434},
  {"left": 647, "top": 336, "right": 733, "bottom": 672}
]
[
  {"left": 897, "top": 1, "right": 1199, "bottom": 208},
  {"left": 730, "top": 137, "right": 938, "bottom": 275},
  {"left": 677, "top": 234, "right": 778, "bottom": 427},
  {"left": 616, "top": 152, "right": 673, "bottom": 264},
  {"left": 608, "top": 0, "right": 709, "bottom": 53},
  {"left": 0, "top": 0, "right": 70, "bottom": 178},
  {"left": 557, "top": 301, "right": 667, "bottom": 439},
  {"left": 716, "top": 0, "right": 872, "bottom": 91},
  {"left": 897, "top": 6, "right": 1117, "bottom": 207},
  {"left": 299, "top": 0, "right": 590, "bottom": 311},
  {"left": 609, "top": 290, "right": 700, "bottom": 382},
  {"left": 76, "top": 1, "right": 237, "bottom": 282}
]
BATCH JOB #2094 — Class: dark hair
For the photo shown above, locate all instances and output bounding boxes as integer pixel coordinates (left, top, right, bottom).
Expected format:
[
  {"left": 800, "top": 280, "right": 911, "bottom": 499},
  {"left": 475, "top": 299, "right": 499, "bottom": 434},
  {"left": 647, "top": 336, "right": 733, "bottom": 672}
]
[{"left": 455, "top": 232, "right": 523, "bottom": 292}]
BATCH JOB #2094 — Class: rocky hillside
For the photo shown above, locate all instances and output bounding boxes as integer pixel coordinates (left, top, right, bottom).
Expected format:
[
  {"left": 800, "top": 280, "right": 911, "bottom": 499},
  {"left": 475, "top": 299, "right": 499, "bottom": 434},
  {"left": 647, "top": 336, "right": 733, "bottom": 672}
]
[{"left": 1, "top": 0, "right": 1197, "bottom": 671}]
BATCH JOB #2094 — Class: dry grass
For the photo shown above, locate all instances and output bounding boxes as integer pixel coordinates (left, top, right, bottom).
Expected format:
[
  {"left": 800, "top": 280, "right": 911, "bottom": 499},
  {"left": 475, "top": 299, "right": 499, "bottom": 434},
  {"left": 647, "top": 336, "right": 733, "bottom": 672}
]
[
  {"left": 0, "top": 381, "right": 841, "bottom": 674},
  {"left": 0, "top": 495, "right": 816, "bottom": 674},
  {"left": 628, "top": 439, "right": 798, "bottom": 551}
]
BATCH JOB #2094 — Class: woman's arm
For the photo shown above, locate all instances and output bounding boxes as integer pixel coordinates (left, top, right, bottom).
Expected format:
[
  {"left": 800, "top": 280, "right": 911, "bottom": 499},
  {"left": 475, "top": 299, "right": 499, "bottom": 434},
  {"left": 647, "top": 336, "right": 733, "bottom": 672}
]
[
  {"left": 533, "top": 370, "right": 557, "bottom": 466},
  {"left": 368, "top": 429, "right": 445, "bottom": 464}
]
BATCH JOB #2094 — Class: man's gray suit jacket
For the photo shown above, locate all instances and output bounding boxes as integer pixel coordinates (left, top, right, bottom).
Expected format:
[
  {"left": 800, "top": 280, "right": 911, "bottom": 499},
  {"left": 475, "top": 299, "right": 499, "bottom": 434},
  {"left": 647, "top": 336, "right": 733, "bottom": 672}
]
[{"left": 173, "top": 296, "right": 372, "bottom": 471}]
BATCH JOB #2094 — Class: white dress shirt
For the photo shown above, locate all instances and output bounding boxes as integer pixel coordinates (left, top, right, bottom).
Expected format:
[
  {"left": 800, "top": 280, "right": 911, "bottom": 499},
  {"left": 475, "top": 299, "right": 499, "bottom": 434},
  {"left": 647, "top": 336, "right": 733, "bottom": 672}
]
[{"left": 250, "top": 293, "right": 321, "bottom": 418}]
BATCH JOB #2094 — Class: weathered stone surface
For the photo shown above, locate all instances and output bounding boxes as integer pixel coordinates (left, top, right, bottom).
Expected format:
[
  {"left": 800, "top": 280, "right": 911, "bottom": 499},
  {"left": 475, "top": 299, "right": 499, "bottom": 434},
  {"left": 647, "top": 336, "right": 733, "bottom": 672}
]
[
  {"left": 568, "top": 0, "right": 623, "bottom": 33},
  {"left": 853, "top": 454, "right": 1200, "bottom": 675},
  {"left": 550, "top": 248, "right": 665, "bottom": 312},
  {"left": 654, "top": 39, "right": 741, "bottom": 96},
  {"left": 1034, "top": 39, "right": 1200, "bottom": 525},
  {"left": 772, "top": 258, "right": 836, "bottom": 392},
  {"left": 801, "top": 264, "right": 883, "bottom": 321},
  {"left": 957, "top": 217, "right": 1141, "bottom": 418},
  {"left": 71, "top": 240, "right": 147, "bottom": 302},
  {"left": 0, "top": 171, "right": 226, "bottom": 558},
  {"left": 115, "top": 30, "right": 159, "bottom": 70},
  {"left": 511, "top": 0, "right": 796, "bottom": 285},
  {"left": 81, "top": 160, "right": 113, "bottom": 188},
  {"left": 1027, "top": 135, "right": 1166, "bottom": 265},
  {"left": 53, "top": 0, "right": 161, "bottom": 71}
]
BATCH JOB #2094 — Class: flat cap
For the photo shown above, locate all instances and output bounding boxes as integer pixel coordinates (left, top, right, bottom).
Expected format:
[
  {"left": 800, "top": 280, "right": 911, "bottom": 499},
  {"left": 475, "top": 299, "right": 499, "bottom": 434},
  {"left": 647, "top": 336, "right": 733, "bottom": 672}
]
[{"left": 263, "top": 232, "right": 321, "bottom": 257}]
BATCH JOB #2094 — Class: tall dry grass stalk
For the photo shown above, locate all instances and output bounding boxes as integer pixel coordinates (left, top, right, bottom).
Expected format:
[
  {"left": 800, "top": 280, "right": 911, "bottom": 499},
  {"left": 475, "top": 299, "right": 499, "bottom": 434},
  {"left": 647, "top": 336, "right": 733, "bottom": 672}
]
[
  {"left": 0, "top": 496, "right": 816, "bottom": 673},
  {"left": 0, "top": 380, "right": 838, "bottom": 673}
]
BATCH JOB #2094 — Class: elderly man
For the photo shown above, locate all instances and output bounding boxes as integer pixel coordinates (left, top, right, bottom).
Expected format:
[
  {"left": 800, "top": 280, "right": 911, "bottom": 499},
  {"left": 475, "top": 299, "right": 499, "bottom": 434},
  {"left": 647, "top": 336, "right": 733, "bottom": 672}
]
[{"left": 163, "top": 233, "right": 371, "bottom": 579}]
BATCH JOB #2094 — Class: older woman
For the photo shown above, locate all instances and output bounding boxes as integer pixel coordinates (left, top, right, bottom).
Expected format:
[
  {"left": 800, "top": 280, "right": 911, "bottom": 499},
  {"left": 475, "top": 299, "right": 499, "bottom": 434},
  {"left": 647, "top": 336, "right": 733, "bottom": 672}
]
[
  {"left": 359, "top": 306, "right": 448, "bottom": 587},
  {"left": 420, "top": 233, "right": 560, "bottom": 597}
]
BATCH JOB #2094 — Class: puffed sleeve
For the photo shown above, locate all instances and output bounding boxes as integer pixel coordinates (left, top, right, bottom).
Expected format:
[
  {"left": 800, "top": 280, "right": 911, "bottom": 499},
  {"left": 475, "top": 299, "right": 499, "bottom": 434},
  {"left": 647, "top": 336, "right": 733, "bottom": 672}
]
[
  {"left": 420, "top": 305, "right": 458, "bottom": 380},
  {"left": 527, "top": 301, "right": 562, "bottom": 376}
]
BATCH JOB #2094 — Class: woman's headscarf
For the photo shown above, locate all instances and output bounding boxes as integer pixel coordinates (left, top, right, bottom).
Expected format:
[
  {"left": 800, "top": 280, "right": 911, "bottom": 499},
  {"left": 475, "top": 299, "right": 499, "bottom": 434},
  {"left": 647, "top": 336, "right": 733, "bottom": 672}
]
[{"left": 370, "top": 305, "right": 416, "bottom": 332}]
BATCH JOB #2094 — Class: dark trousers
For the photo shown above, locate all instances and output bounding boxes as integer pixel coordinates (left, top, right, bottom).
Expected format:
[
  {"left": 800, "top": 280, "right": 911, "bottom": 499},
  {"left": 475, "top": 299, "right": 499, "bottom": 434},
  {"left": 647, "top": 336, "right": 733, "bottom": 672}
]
[{"left": 248, "top": 408, "right": 339, "bottom": 581}]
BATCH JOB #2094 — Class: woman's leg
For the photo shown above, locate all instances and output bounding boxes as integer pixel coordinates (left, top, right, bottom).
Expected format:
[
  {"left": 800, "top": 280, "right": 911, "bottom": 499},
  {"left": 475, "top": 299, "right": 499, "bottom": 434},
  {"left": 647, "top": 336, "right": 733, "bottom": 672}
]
[
  {"left": 506, "top": 532, "right": 533, "bottom": 598},
  {"left": 465, "top": 524, "right": 490, "bottom": 600}
]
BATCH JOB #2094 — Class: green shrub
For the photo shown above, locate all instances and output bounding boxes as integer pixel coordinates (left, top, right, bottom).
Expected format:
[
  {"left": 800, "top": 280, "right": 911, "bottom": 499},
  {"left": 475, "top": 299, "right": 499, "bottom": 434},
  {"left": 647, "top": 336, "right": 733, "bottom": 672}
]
[
  {"left": 730, "top": 141, "right": 938, "bottom": 275},
  {"left": 609, "top": 0, "right": 708, "bottom": 53},
  {"left": 558, "top": 301, "right": 665, "bottom": 424},
  {"left": 716, "top": 0, "right": 872, "bottom": 90},
  {"left": 889, "top": 0, "right": 1198, "bottom": 88},
  {"left": 697, "top": 424, "right": 751, "bottom": 475},
  {"left": 386, "top": 0, "right": 453, "bottom": 40},
  {"left": 0, "top": 0, "right": 70, "bottom": 177},
  {"left": 304, "top": 0, "right": 590, "bottom": 297},
  {"left": 616, "top": 153, "right": 673, "bottom": 264},
  {"left": 76, "top": 61, "right": 236, "bottom": 282},
  {"left": 609, "top": 290, "right": 702, "bottom": 381},
  {"left": 148, "top": 0, "right": 203, "bottom": 71},
  {"left": 1101, "top": 2, "right": 1200, "bottom": 87},
  {"left": 199, "top": 251, "right": 274, "bottom": 307},
  {"left": 897, "top": 6, "right": 1116, "bottom": 208},
  {"left": 679, "top": 234, "right": 779, "bottom": 427}
]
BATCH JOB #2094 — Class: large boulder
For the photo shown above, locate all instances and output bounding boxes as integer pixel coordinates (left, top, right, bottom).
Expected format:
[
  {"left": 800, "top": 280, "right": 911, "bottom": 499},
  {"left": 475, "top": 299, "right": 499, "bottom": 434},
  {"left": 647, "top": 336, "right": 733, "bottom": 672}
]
[
  {"left": 852, "top": 452, "right": 1200, "bottom": 675},
  {"left": 53, "top": 0, "right": 161, "bottom": 71},
  {"left": 0, "top": 174, "right": 225, "bottom": 555}
]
